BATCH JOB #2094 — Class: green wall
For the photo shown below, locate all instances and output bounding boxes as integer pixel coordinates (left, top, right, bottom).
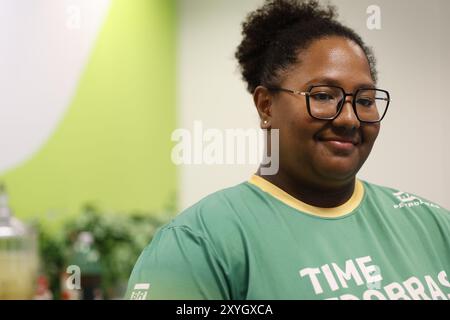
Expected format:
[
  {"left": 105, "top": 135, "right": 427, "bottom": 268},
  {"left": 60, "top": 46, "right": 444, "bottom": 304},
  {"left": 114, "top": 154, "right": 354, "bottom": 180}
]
[{"left": 0, "top": 0, "right": 177, "bottom": 228}]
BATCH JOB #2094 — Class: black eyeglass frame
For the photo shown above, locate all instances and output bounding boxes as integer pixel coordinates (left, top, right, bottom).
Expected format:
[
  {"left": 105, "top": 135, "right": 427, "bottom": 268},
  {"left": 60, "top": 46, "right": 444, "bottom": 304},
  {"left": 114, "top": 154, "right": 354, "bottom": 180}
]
[{"left": 267, "top": 85, "right": 391, "bottom": 124}]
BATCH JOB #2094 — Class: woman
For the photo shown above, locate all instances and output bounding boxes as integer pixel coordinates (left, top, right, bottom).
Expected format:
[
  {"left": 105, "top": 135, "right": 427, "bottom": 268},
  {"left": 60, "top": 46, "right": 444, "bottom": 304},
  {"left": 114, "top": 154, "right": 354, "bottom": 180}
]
[{"left": 126, "top": 0, "right": 450, "bottom": 300}]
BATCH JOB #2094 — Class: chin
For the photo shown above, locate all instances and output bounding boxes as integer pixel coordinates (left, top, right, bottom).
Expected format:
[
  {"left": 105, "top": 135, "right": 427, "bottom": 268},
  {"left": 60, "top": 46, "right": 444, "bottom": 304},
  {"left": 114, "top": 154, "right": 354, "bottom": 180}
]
[{"left": 316, "top": 160, "right": 361, "bottom": 182}]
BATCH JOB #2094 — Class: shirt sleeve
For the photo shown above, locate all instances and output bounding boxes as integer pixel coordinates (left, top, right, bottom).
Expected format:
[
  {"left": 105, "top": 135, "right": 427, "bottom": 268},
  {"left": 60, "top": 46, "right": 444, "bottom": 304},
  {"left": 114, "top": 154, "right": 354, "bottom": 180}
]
[{"left": 125, "top": 225, "right": 231, "bottom": 300}]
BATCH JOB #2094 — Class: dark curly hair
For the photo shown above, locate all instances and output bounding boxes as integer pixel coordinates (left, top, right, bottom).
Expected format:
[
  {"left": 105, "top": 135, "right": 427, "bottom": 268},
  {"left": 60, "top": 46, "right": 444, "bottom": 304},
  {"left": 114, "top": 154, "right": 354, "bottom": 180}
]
[{"left": 235, "top": 0, "right": 378, "bottom": 94}]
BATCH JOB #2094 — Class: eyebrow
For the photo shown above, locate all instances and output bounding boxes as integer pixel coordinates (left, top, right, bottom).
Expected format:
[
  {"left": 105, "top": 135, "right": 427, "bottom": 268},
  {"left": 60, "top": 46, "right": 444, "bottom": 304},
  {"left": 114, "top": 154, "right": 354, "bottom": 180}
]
[{"left": 304, "top": 78, "right": 376, "bottom": 89}]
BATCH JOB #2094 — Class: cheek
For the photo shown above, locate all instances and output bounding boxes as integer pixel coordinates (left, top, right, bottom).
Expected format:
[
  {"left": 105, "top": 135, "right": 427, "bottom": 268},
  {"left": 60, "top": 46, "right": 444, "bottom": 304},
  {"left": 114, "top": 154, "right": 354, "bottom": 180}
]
[
  {"left": 362, "top": 124, "right": 380, "bottom": 145},
  {"left": 281, "top": 102, "right": 315, "bottom": 133},
  {"left": 272, "top": 95, "right": 309, "bottom": 123},
  {"left": 272, "top": 99, "right": 324, "bottom": 152},
  {"left": 282, "top": 114, "right": 317, "bottom": 149}
]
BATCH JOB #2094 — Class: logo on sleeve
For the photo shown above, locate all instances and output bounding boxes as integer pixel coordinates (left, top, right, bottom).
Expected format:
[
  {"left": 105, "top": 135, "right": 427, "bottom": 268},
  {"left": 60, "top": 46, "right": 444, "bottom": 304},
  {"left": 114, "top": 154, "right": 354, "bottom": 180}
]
[
  {"left": 392, "top": 191, "right": 440, "bottom": 209},
  {"left": 130, "top": 283, "right": 150, "bottom": 300}
]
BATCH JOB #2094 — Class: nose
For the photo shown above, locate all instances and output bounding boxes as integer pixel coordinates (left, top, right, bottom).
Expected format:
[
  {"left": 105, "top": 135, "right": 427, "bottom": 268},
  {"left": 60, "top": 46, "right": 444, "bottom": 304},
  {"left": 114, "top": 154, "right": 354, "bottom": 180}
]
[{"left": 332, "top": 97, "right": 360, "bottom": 130}]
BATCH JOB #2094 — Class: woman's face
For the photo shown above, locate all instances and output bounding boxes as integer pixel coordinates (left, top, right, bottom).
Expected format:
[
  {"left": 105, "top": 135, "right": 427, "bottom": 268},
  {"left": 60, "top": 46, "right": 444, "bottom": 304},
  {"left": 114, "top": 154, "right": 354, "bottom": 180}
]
[{"left": 261, "top": 36, "right": 380, "bottom": 187}]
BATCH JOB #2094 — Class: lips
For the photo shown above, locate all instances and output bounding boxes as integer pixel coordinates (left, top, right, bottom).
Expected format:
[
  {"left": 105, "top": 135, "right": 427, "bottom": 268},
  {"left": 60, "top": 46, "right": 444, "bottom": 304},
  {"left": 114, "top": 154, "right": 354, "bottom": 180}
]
[
  {"left": 318, "top": 136, "right": 360, "bottom": 145},
  {"left": 317, "top": 135, "right": 360, "bottom": 153}
]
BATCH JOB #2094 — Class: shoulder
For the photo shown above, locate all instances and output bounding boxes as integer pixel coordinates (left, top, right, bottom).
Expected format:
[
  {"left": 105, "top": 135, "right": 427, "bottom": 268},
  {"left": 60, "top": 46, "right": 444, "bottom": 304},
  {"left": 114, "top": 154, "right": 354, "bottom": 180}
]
[
  {"left": 154, "top": 181, "right": 260, "bottom": 254},
  {"left": 169, "top": 181, "right": 255, "bottom": 230},
  {"left": 126, "top": 184, "right": 252, "bottom": 300},
  {"left": 128, "top": 181, "right": 258, "bottom": 298},
  {"left": 361, "top": 179, "right": 450, "bottom": 221}
]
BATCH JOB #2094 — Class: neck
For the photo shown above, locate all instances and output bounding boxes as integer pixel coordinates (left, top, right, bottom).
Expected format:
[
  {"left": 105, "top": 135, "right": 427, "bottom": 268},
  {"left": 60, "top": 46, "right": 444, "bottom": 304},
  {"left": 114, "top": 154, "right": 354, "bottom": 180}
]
[{"left": 257, "top": 167, "right": 356, "bottom": 208}]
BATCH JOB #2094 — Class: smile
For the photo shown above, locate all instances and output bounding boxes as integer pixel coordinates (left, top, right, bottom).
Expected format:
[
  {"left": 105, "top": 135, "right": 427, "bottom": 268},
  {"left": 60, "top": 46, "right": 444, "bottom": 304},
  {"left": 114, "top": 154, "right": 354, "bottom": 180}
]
[{"left": 318, "top": 137, "right": 360, "bottom": 153}]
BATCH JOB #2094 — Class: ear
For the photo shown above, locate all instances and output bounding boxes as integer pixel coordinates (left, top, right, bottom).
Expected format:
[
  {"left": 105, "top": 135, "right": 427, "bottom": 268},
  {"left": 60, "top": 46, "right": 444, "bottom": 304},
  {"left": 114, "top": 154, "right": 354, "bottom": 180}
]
[{"left": 253, "top": 86, "right": 273, "bottom": 129}]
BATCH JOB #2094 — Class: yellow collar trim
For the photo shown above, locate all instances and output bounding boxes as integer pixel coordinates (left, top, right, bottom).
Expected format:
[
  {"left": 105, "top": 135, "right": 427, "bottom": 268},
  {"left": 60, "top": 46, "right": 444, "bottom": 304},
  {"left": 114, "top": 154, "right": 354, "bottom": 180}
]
[{"left": 248, "top": 175, "right": 365, "bottom": 218}]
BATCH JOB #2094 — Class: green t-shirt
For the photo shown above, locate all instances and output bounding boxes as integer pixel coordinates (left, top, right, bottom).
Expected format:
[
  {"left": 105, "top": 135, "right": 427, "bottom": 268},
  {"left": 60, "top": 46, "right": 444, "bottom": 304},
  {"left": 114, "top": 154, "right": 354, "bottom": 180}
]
[{"left": 126, "top": 176, "right": 450, "bottom": 300}]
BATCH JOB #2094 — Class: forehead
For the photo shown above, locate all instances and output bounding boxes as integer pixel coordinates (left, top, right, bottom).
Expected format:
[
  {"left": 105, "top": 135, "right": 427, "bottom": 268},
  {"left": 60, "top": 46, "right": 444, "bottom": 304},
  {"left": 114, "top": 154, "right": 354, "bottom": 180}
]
[{"left": 284, "top": 36, "right": 374, "bottom": 88}]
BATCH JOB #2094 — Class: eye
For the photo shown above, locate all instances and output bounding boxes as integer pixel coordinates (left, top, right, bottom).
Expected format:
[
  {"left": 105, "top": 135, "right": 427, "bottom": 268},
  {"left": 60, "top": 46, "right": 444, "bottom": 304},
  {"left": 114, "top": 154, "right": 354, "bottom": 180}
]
[
  {"left": 311, "top": 92, "right": 334, "bottom": 102},
  {"left": 356, "top": 98, "right": 374, "bottom": 107}
]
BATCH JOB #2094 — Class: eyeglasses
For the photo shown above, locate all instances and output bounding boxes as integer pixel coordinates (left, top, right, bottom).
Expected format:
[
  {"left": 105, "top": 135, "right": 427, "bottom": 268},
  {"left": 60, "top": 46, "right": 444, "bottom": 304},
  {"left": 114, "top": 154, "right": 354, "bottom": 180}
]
[{"left": 268, "top": 85, "right": 391, "bottom": 123}]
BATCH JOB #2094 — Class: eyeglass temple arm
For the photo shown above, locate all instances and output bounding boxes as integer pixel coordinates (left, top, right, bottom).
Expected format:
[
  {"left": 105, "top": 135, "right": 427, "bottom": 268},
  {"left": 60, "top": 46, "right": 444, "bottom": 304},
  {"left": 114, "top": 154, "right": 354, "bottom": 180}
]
[{"left": 270, "top": 88, "right": 308, "bottom": 96}]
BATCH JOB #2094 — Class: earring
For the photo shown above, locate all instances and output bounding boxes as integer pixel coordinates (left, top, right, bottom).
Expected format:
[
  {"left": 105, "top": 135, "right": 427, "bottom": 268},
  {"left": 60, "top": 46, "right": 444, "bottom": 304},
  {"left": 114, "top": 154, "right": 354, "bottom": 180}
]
[{"left": 263, "top": 120, "right": 268, "bottom": 124}]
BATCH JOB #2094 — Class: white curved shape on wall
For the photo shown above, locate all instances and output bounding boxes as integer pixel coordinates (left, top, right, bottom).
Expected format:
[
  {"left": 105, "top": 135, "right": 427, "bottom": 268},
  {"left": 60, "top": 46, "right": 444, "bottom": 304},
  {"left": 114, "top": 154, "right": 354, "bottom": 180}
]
[{"left": 0, "top": 0, "right": 111, "bottom": 173}]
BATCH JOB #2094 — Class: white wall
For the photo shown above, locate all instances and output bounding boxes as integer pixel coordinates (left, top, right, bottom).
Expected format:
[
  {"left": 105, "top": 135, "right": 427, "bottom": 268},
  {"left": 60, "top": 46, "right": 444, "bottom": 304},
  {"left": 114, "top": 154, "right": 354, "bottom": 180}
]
[
  {"left": 177, "top": 0, "right": 265, "bottom": 209},
  {"left": 177, "top": 0, "right": 450, "bottom": 210}
]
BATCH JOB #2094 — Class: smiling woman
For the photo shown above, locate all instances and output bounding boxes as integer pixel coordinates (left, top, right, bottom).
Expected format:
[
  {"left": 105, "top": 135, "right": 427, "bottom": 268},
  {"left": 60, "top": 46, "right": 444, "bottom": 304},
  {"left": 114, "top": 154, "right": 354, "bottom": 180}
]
[
  {"left": 126, "top": 0, "right": 450, "bottom": 300},
  {"left": 256, "top": 36, "right": 383, "bottom": 205}
]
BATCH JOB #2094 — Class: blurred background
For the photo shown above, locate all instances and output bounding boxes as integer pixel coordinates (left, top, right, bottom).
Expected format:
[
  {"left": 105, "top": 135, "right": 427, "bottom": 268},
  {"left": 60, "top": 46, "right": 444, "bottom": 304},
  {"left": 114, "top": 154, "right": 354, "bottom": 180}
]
[{"left": 0, "top": 0, "right": 448, "bottom": 299}]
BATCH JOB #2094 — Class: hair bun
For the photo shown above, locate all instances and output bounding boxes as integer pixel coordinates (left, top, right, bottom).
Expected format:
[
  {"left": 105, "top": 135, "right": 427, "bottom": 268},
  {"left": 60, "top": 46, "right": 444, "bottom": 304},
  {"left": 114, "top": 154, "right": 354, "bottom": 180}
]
[{"left": 235, "top": 0, "right": 377, "bottom": 93}]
